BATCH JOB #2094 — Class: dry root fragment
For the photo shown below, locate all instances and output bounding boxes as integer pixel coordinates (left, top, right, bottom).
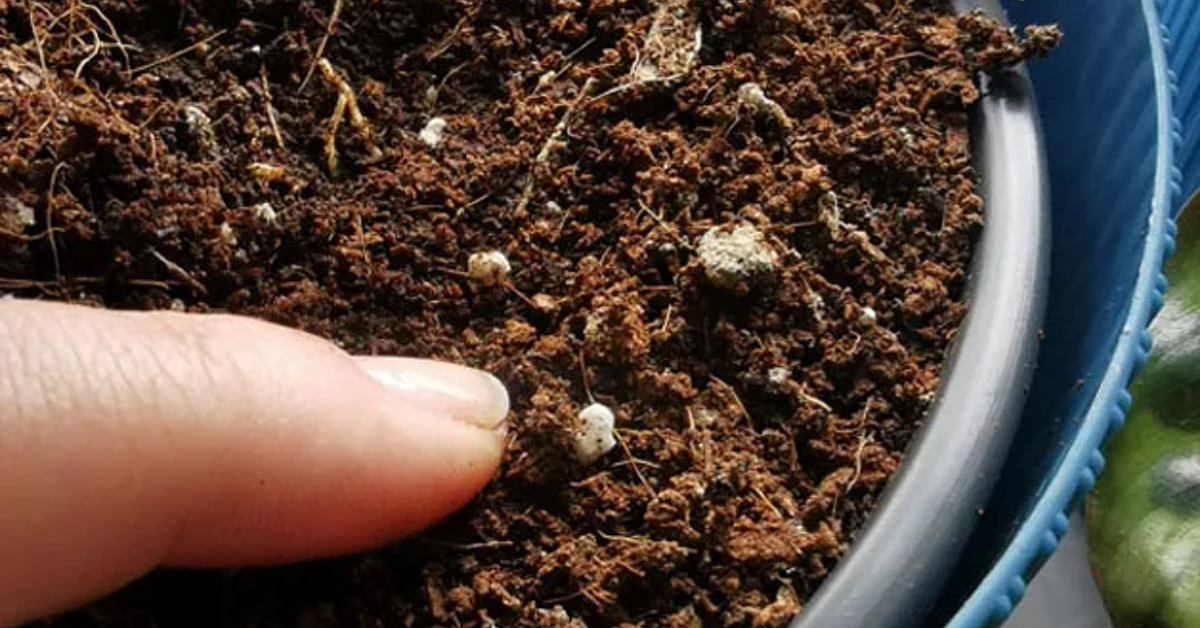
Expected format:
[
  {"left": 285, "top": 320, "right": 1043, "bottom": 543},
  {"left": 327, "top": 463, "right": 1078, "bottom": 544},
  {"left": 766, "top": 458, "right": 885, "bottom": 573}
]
[
  {"left": 516, "top": 79, "right": 596, "bottom": 213},
  {"left": 318, "top": 58, "right": 381, "bottom": 174},
  {"left": 697, "top": 225, "right": 777, "bottom": 292},
  {"left": 467, "top": 251, "right": 511, "bottom": 287},
  {"left": 574, "top": 403, "right": 617, "bottom": 465}
]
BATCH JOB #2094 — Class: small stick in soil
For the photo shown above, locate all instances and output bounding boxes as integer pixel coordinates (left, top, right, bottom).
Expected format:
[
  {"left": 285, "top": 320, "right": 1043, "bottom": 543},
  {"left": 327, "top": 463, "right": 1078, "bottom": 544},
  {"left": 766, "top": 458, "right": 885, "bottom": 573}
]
[
  {"left": 832, "top": 398, "right": 873, "bottom": 435},
  {"left": 45, "top": 163, "right": 66, "bottom": 285},
  {"left": 259, "top": 63, "right": 286, "bottom": 150},
  {"left": 131, "top": 28, "right": 227, "bottom": 75},
  {"left": 635, "top": 200, "right": 687, "bottom": 246},
  {"left": 80, "top": 2, "right": 132, "bottom": 73},
  {"left": 570, "top": 471, "right": 611, "bottom": 488},
  {"left": 614, "top": 430, "right": 655, "bottom": 497},
  {"left": 421, "top": 538, "right": 514, "bottom": 551},
  {"left": 503, "top": 281, "right": 537, "bottom": 308},
  {"left": 845, "top": 432, "right": 872, "bottom": 494},
  {"left": 752, "top": 485, "right": 784, "bottom": 520},
  {"left": 27, "top": 1, "right": 49, "bottom": 73},
  {"left": 596, "top": 530, "right": 653, "bottom": 544},
  {"left": 149, "top": 248, "right": 207, "bottom": 295},
  {"left": 798, "top": 386, "right": 832, "bottom": 413},
  {"left": 611, "top": 457, "right": 660, "bottom": 470},
  {"left": 515, "top": 78, "right": 596, "bottom": 214},
  {"left": 354, "top": 214, "right": 373, "bottom": 282},
  {"left": 425, "top": 61, "right": 469, "bottom": 109},
  {"left": 73, "top": 29, "right": 101, "bottom": 78},
  {"left": 710, "top": 375, "right": 752, "bottom": 425},
  {"left": 299, "top": 0, "right": 345, "bottom": 91},
  {"left": 425, "top": 10, "right": 475, "bottom": 61},
  {"left": 578, "top": 349, "right": 595, "bottom": 403},
  {"left": 535, "top": 37, "right": 596, "bottom": 91}
]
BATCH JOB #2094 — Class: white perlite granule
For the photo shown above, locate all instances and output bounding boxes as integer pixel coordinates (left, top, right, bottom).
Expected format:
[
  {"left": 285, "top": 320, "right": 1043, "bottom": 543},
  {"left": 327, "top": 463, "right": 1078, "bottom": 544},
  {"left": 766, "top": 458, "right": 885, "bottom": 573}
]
[
  {"left": 574, "top": 403, "right": 617, "bottom": 465},
  {"left": 419, "top": 117, "right": 448, "bottom": 148}
]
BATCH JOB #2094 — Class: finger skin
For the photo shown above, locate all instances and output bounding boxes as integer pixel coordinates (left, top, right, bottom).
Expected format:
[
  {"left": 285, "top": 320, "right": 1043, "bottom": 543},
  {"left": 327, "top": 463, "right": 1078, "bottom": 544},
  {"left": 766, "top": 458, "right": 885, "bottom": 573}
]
[{"left": 0, "top": 300, "right": 506, "bottom": 625}]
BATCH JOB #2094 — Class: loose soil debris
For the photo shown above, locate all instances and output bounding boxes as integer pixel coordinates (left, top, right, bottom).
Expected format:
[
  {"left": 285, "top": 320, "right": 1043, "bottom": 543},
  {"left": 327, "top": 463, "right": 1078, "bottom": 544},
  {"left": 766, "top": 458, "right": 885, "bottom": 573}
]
[{"left": 0, "top": 1, "right": 1058, "bottom": 627}]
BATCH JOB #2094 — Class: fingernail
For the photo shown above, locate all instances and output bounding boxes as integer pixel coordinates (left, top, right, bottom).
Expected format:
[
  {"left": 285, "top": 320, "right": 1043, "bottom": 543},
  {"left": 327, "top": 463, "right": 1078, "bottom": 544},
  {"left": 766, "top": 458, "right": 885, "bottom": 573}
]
[{"left": 362, "top": 359, "right": 510, "bottom": 430}]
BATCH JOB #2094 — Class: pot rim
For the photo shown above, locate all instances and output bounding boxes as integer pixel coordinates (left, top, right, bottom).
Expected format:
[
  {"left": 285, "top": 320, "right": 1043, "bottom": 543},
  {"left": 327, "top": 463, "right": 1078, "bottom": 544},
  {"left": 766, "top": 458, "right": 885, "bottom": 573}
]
[{"left": 789, "top": 1, "right": 1050, "bottom": 626}]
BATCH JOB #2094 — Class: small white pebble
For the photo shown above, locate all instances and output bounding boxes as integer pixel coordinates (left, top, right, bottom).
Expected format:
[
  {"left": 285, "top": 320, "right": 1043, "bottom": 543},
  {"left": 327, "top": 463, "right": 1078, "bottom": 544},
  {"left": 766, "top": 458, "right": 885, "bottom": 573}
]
[
  {"left": 419, "top": 117, "right": 448, "bottom": 149},
  {"left": 574, "top": 403, "right": 617, "bottom": 465},
  {"left": 736, "top": 82, "right": 784, "bottom": 119},
  {"left": 218, "top": 222, "right": 237, "bottom": 247},
  {"left": 3, "top": 195, "right": 36, "bottom": 228},
  {"left": 183, "top": 104, "right": 217, "bottom": 157},
  {"left": 736, "top": 82, "right": 771, "bottom": 108},
  {"left": 545, "top": 200, "right": 563, "bottom": 214},
  {"left": 859, "top": 306, "right": 877, "bottom": 325},
  {"left": 467, "top": 250, "right": 511, "bottom": 287},
  {"left": 697, "top": 225, "right": 777, "bottom": 290},
  {"left": 767, "top": 366, "right": 791, "bottom": 387},
  {"left": 694, "top": 406, "right": 720, "bottom": 427},
  {"left": 252, "top": 202, "right": 278, "bottom": 224},
  {"left": 184, "top": 104, "right": 211, "bottom": 129}
]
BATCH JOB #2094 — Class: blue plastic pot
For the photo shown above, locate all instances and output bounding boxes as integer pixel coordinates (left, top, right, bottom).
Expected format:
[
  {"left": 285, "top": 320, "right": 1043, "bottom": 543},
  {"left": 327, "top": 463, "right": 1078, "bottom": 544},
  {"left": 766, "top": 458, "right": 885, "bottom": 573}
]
[{"left": 930, "top": 0, "right": 1200, "bottom": 626}]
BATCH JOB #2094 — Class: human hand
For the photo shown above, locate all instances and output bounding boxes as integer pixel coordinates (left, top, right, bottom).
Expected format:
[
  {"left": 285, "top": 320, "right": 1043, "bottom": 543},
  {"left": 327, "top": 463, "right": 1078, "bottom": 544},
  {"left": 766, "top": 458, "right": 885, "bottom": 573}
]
[{"left": 0, "top": 299, "right": 509, "bottom": 626}]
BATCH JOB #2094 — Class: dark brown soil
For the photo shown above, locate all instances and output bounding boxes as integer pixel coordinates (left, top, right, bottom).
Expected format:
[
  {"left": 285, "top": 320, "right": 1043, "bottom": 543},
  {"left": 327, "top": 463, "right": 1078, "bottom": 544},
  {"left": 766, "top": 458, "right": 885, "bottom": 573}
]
[{"left": 1, "top": 1, "right": 1057, "bottom": 627}]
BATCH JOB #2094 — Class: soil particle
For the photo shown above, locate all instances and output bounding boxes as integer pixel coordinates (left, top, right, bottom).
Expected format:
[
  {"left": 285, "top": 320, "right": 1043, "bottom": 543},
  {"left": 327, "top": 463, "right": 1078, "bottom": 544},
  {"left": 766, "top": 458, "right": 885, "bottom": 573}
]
[
  {"left": 0, "top": 1, "right": 1058, "bottom": 627},
  {"left": 696, "top": 224, "right": 778, "bottom": 293}
]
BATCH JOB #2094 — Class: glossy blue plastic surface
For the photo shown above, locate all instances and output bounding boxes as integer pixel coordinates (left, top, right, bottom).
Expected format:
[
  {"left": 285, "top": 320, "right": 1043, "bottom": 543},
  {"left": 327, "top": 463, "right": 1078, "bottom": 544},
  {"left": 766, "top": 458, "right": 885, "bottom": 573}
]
[{"left": 931, "top": 0, "right": 1200, "bottom": 625}]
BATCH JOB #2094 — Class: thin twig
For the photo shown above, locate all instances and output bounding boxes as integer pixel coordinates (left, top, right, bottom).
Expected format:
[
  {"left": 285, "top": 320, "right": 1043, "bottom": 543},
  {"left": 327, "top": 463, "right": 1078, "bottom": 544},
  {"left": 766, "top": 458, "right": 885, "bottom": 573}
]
[
  {"left": 579, "top": 349, "right": 594, "bottom": 403},
  {"left": 299, "top": 0, "right": 344, "bottom": 90},
  {"left": 73, "top": 28, "right": 101, "bottom": 78},
  {"left": 798, "top": 387, "right": 832, "bottom": 413},
  {"left": 149, "top": 248, "right": 207, "bottom": 295},
  {"left": 260, "top": 64, "right": 285, "bottom": 150},
  {"left": 422, "top": 539, "right": 513, "bottom": 550},
  {"left": 752, "top": 486, "right": 783, "bottom": 520},
  {"left": 27, "top": 1, "right": 48, "bottom": 73},
  {"left": 845, "top": 432, "right": 871, "bottom": 494},
  {"left": 710, "top": 375, "right": 751, "bottom": 425},
  {"left": 45, "top": 163, "right": 66, "bottom": 284},
  {"left": 131, "top": 28, "right": 227, "bottom": 75},
  {"left": 515, "top": 78, "right": 596, "bottom": 214},
  {"left": 614, "top": 430, "right": 655, "bottom": 498},
  {"left": 78, "top": 1, "right": 131, "bottom": 74}
]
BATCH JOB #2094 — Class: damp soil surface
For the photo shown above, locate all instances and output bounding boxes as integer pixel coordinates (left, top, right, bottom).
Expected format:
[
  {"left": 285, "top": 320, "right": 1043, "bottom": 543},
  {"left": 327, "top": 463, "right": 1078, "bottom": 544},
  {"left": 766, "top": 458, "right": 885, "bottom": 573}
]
[{"left": 1, "top": 1, "right": 1057, "bottom": 627}]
